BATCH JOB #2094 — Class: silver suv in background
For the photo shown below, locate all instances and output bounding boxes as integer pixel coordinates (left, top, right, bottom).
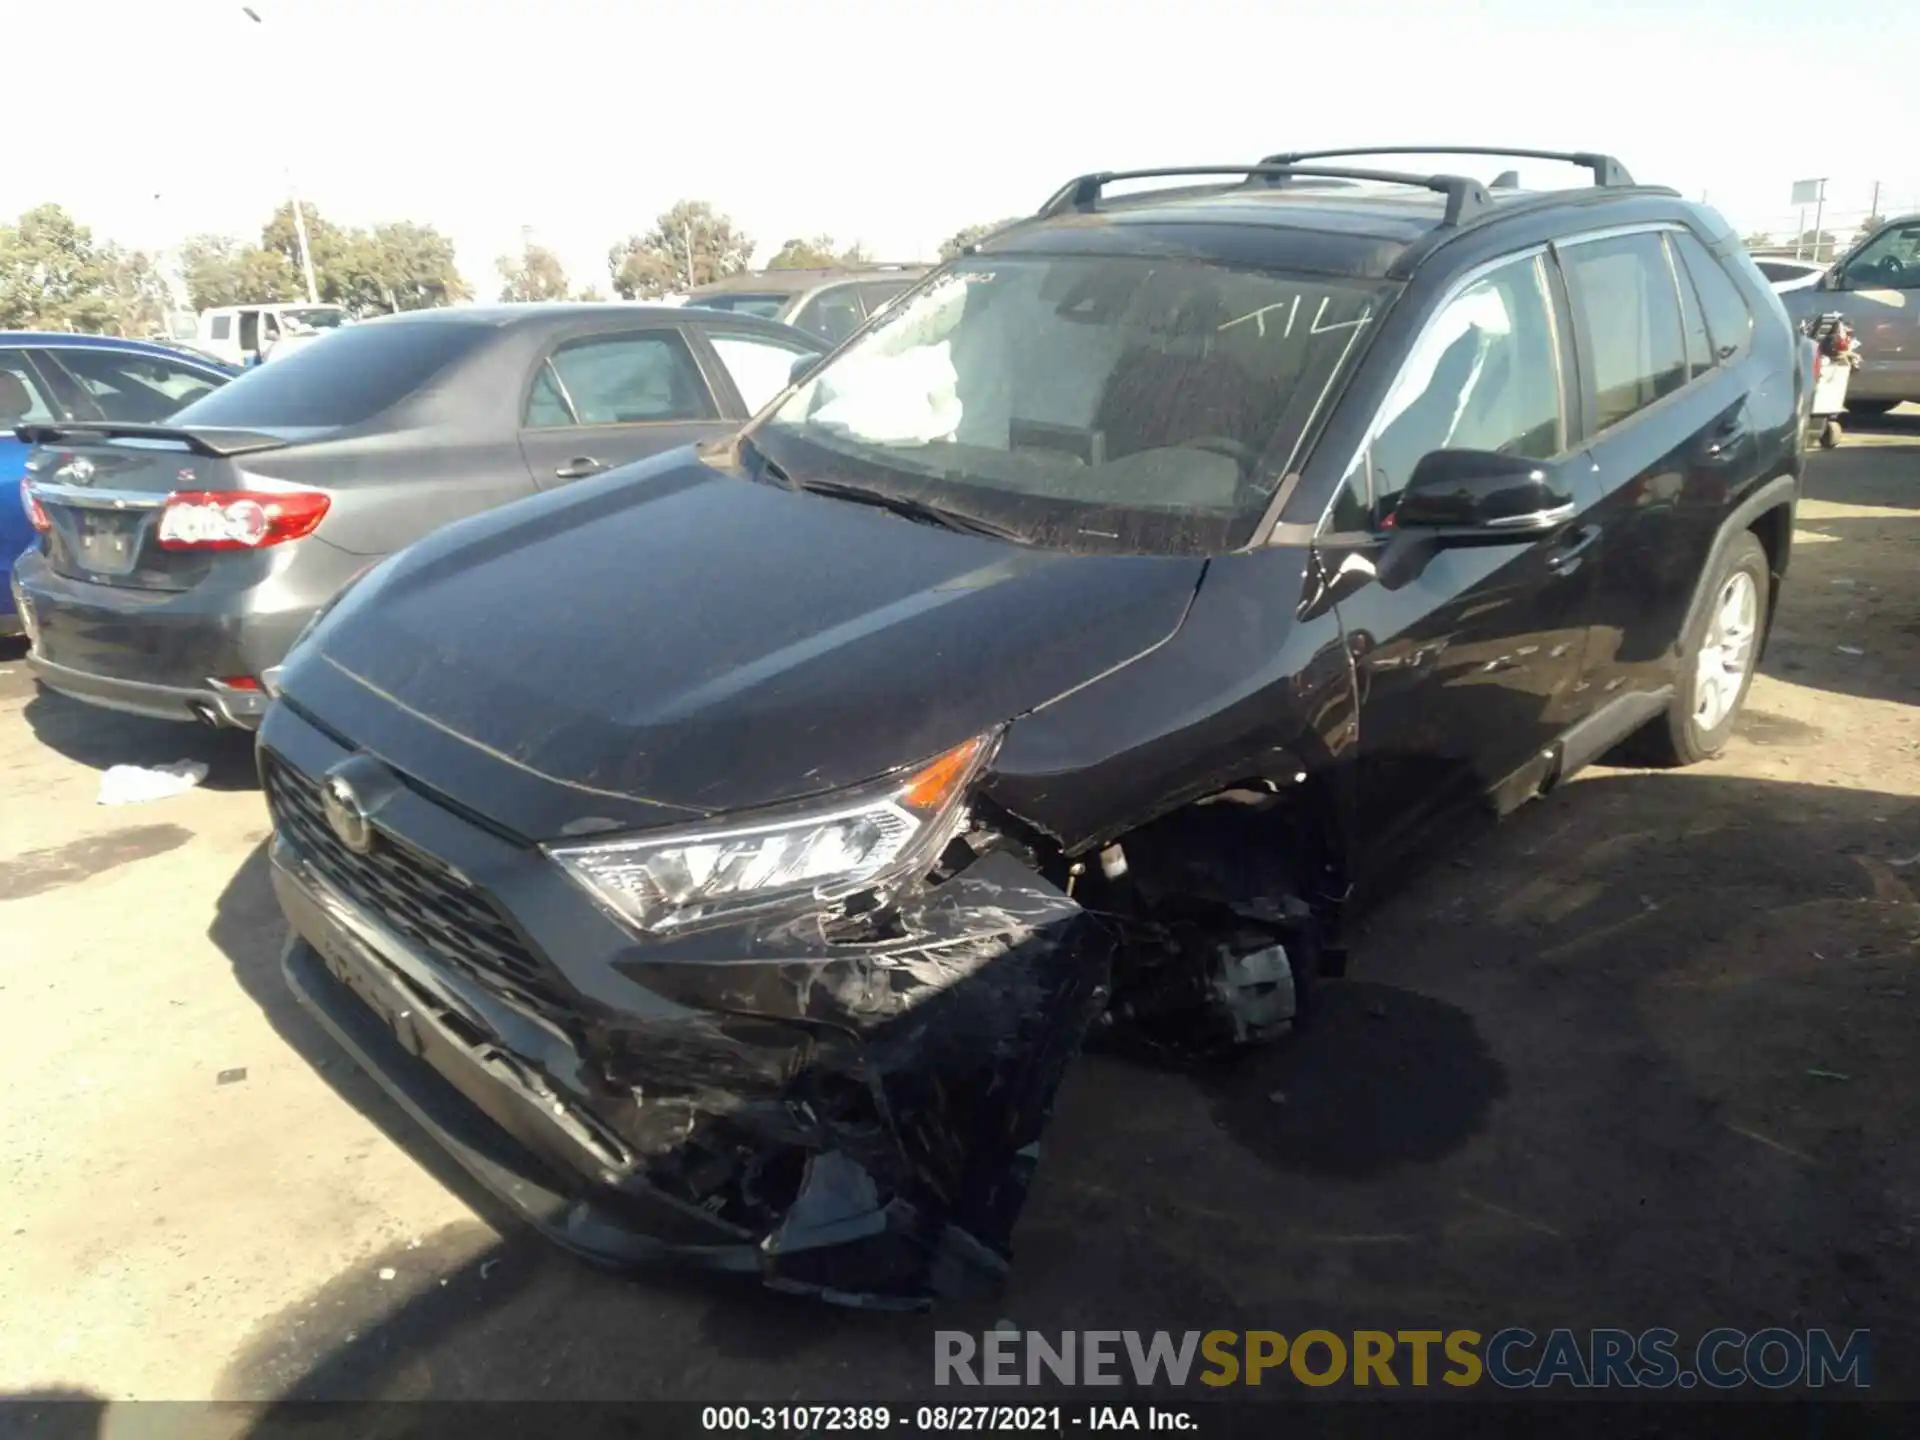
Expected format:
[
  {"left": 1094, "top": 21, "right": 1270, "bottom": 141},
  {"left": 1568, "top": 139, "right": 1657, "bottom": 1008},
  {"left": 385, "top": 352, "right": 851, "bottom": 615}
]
[
  {"left": 680, "top": 265, "right": 928, "bottom": 347},
  {"left": 1780, "top": 214, "right": 1920, "bottom": 415}
]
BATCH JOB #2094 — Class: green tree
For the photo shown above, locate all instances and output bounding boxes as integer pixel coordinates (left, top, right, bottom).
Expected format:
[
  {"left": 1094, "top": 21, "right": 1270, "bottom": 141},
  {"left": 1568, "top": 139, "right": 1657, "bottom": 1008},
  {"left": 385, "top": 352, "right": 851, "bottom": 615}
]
[
  {"left": 608, "top": 200, "right": 753, "bottom": 298},
  {"left": 0, "top": 203, "right": 123, "bottom": 332},
  {"left": 938, "top": 219, "right": 1020, "bottom": 262},
  {"left": 1742, "top": 231, "right": 1774, "bottom": 249},
  {"left": 765, "top": 234, "right": 871, "bottom": 270},
  {"left": 177, "top": 234, "right": 300, "bottom": 310},
  {"left": 101, "top": 246, "right": 176, "bottom": 336},
  {"left": 497, "top": 241, "right": 572, "bottom": 302},
  {"left": 361, "top": 220, "right": 470, "bottom": 311},
  {"left": 1854, "top": 214, "right": 1885, "bottom": 242},
  {"left": 261, "top": 200, "right": 347, "bottom": 299},
  {"left": 260, "top": 203, "right": 468, "bottom": 314}
]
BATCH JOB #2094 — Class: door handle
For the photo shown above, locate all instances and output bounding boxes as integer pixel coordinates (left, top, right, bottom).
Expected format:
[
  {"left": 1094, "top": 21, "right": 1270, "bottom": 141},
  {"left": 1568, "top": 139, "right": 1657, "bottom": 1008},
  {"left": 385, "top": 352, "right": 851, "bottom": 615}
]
[
  {"left": 554, "top": 456, "right": 607, "bottom": 480},
  {"left": 1705, "top": 414, "right": 1751, "bottom": 459},
  {"left": 1546, "top": 524, "right": 1599, "bottom": 573}
]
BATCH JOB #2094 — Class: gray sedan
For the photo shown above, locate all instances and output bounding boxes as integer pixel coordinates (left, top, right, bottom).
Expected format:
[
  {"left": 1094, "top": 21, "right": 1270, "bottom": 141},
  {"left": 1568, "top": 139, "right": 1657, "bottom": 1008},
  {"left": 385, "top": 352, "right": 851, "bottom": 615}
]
[{"left": 9, "top": 304, "right": 822, "bottom": 728}]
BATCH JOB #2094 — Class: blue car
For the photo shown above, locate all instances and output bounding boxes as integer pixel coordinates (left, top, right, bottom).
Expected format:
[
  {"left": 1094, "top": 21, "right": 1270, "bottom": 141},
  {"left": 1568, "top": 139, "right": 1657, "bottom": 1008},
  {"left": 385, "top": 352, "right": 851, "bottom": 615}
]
[{"left": 2, "top": 333, "right": 237, "bottom": 637}]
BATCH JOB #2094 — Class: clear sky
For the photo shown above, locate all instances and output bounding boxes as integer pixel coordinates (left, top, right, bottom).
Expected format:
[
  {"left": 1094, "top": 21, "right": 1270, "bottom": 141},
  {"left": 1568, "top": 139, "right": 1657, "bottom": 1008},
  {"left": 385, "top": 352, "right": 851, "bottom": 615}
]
[{"left": 7, "top": 0, "right": 1915, "bottom": 297}]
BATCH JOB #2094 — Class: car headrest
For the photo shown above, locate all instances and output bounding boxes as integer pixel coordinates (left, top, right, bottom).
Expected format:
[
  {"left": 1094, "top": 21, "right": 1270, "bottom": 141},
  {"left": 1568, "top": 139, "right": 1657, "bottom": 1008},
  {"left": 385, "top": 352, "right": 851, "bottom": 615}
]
[{"left": 0, "top": 370, "right": 33, "bottom": 421}]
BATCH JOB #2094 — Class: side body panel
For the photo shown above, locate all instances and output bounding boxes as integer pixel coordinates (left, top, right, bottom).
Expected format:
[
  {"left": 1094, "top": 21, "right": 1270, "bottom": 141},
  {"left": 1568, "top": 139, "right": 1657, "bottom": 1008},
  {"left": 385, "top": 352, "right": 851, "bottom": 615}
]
[{"left": 1566, "top": 227, "right": 1802, "bottom": 700}]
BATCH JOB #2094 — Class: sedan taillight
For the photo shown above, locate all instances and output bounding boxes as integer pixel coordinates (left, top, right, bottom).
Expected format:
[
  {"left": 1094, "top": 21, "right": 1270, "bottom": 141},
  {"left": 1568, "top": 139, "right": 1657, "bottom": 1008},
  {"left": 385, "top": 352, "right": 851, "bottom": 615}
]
[
  {"left": 156, "top": 490, "right": 330, "bottom": 551},
  {"left": 21, "top": 478, "right": 51, "bottom": 535}
]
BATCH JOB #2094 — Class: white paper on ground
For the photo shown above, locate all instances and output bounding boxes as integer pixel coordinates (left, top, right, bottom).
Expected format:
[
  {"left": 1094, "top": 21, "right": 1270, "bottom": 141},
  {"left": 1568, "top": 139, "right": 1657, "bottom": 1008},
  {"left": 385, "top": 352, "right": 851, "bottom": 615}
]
[{"left": 97, "top": 760, "right": 210, "bottom": 806}]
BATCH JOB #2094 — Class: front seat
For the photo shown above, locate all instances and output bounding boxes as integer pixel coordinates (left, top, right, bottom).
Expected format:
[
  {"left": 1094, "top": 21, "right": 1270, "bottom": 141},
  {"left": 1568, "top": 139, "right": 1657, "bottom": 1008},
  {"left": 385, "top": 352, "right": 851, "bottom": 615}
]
[{"left": 1093, "top": 345, "right": 1273, "bottom": 461}]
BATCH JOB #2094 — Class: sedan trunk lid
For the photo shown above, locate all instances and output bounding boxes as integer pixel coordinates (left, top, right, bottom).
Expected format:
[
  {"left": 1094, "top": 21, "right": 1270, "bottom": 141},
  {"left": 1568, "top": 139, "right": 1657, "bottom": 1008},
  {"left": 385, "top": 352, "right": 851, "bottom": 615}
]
[{"left": 20, "top": 422, "right": 319, "bottom": 592}]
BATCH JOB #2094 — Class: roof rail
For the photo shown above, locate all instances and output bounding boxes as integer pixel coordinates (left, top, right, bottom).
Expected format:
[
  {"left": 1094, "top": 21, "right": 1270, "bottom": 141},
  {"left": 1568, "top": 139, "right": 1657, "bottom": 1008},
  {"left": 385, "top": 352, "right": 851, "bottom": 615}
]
[
  {"left": 1257, "top": 147, "right": 1636, "bottom": 189},
  {"left": 1037, "top": 164, "right": 1492, "bottom": 227}
]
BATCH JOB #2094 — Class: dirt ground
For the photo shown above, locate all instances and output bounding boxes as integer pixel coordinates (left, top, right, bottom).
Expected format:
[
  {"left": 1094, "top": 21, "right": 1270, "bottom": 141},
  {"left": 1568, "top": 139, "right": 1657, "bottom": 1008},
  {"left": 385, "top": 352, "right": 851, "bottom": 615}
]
[{"left": 1, "top": 414, "right": 1915, "bottom": 1412}]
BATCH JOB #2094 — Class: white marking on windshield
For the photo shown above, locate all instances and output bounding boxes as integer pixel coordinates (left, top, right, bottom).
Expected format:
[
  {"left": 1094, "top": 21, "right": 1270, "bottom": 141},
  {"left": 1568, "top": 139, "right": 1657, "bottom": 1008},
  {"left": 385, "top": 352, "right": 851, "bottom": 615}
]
[
  {"left": 1309, "top": 296, "right": 1369, "bottom": 334},
  {"left": 1218, "top": 291, "right": 1367, "bottom": 338}
]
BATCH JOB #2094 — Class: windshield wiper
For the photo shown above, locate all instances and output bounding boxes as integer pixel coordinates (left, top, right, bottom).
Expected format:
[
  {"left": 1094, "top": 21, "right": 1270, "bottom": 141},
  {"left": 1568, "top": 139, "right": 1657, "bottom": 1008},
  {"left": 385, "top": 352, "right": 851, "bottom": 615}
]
[{"left": 792, "top": 478, "right": 1026, "bottom": 542}]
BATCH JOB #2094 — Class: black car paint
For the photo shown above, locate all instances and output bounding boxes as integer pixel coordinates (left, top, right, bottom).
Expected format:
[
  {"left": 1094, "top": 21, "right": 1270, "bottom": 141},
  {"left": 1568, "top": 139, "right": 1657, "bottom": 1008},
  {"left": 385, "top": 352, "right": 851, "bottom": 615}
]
[
  {"left": 300, "top": 455, "right": 1206, "bottom": 822},
  {"left": 263, "top": 182, "right": 1804, "bottom": 1307}
]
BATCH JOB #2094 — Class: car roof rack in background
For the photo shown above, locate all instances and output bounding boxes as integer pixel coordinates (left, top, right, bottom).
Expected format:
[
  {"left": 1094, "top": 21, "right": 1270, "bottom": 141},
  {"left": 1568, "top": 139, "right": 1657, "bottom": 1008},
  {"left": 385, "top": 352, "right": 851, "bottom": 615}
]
[
  {"left": 1038, "top": 165, "right": 1493, "bottom": 227},
  {"left": 1257, "top": 147, "right": 1637, "bottom": 189}
]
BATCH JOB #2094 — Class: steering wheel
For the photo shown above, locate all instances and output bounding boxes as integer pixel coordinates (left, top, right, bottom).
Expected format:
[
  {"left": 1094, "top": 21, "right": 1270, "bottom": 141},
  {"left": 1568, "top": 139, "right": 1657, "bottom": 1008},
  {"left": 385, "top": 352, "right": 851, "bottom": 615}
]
[{"left": 1866, "top": 253, "right": 1910, "bottom": 284}]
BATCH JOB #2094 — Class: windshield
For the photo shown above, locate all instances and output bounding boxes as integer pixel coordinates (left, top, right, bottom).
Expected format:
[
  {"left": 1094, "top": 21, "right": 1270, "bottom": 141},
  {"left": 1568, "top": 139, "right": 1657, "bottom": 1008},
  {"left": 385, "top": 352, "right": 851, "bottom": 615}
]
[
  {"left": 172, "top": 319, "right": 484, "bottom": 427},
  {"left": 685, "top": 294, "right": 789, "bottom": 319},
  {"left": 277, "top": 306, "right": 347, "bottom": 331},
  {"left": 752, "top": 255, "right": 1389, "bottom": 555}
]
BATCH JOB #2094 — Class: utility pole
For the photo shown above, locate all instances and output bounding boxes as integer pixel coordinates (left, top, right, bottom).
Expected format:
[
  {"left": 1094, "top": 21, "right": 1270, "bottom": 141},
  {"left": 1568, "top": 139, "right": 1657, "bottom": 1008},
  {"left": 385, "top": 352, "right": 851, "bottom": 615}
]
[
  {"left": 1869, "top": 179, "right": 1882, "bottom": 223},
  {"left": 243, "top": 6, "right": 320, "bottom": 304},
  {"left": 287, "top": 173, "right": 321, "bottom": 304}
]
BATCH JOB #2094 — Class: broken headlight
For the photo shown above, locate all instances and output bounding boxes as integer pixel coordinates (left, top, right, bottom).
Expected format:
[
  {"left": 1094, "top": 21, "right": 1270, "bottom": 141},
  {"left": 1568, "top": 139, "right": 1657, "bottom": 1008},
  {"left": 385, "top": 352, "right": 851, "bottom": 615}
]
[{"left": 547, "top": 732, "right": 995, "bottom": 935}]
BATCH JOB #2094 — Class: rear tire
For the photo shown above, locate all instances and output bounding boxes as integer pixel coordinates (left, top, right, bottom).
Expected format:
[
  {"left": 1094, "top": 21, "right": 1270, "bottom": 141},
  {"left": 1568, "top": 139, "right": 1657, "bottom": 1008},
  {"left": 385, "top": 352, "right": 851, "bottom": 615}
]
[
  {"left": 1846, "top": 398, "right": 1898, "bottom": 417},
  {"left": 1627, "top": 532, "right": 1770, "bottom": 768}
]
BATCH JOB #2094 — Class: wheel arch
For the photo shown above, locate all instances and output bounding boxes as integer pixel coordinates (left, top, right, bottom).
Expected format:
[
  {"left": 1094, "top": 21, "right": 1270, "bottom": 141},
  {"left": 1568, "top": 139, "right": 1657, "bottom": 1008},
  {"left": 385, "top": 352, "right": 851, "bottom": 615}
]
[{"left": 1679, "top": 474, "right": 1797, "bottom": 667}]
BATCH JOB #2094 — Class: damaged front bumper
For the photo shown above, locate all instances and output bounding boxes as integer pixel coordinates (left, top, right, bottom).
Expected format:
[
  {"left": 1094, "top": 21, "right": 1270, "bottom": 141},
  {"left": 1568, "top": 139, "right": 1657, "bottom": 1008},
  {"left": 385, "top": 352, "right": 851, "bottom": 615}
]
[{"left": 264, "top": 713, "right": 1112, "bottom": 1309}]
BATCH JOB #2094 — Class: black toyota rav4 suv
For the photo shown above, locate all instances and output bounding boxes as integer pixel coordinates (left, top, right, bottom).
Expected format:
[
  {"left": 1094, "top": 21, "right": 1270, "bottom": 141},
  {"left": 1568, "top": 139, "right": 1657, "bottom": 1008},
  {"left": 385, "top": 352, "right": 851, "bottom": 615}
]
[{"left": 260, "top": 147, "right": 1810, "bottom": 1308}]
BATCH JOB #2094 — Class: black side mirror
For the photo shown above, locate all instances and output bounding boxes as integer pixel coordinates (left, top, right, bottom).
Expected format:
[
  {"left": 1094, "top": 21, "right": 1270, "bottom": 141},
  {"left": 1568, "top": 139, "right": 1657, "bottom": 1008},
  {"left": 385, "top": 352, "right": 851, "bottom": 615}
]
[
  {"left": 789, "top": 353, "right": 824, "bottom": 388},
  {"left": 1392, "top": 449, "right": 1575, "bottom": 537}
]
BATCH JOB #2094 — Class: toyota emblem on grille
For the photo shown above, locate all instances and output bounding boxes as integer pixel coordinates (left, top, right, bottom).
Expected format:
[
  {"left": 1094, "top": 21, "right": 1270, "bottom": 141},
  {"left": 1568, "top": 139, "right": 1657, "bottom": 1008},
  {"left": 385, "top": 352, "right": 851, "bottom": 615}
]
[{"left": 321, "top": 773, "right": 375, "bottom": 855}]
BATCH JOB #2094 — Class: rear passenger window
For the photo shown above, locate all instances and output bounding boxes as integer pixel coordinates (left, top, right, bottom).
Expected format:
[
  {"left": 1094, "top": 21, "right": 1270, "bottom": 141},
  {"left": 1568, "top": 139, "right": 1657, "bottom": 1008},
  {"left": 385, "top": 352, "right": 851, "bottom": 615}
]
[
  {"left": 1665, "top": 236, "right": 1714, "bottom": 380},
  {"left": 792, "top": 287, "right": 865, "bottom": 346},
  {"left": 48, "top": 348, "right": 225, "bottom": 421},
  {"left": 538, "top": 330, "right": 714, "bottom": 426},
  {"left": 0, "top": 351, "right": 56, "bottom": 424},
  {"left": 1560, "top": 232, "right": 1688, "bottom": 431},
  {"left": 1671, "top": 232, "right": 1753, "bottom": 362},
  {"left": 1329, "top": 251, "right": 1565, "bottom": 531},
  {"left": 525, "top": 361, "right": 574, "bottom": 426},
  {"left": 855, "top": 281, "right": 913, "bottom": 320},
  {"left": 707, "top": 332, "right": 816, "bottom": 413}
]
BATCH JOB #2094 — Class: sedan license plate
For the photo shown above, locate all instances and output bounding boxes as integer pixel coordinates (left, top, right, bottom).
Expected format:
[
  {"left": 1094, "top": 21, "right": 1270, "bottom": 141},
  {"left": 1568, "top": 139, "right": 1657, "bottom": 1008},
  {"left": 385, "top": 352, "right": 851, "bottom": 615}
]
[{"left": 75, "top": 512, "right": 142, "bottom": 576}]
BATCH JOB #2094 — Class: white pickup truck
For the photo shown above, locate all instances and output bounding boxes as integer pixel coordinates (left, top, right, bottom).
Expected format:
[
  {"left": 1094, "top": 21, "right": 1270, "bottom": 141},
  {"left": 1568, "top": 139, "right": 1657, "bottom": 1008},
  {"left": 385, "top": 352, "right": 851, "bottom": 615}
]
[{"left": 196, "top": 302, "right": 349, "bottom": 367}]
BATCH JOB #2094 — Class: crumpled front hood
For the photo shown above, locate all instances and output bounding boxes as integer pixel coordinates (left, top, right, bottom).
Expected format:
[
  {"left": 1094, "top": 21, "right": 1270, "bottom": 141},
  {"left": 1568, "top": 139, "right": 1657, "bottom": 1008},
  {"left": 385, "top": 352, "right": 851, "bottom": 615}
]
[{"left": 300, "top": 450, "right": 1204, "bottom": 837}]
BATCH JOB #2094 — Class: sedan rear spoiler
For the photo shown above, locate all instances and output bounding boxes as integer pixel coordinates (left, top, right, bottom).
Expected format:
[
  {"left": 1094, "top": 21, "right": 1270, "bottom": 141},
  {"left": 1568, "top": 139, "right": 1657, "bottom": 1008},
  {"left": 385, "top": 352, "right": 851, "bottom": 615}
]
[{"left": 14, "top": 421, "right": 293, "bottom": 459}]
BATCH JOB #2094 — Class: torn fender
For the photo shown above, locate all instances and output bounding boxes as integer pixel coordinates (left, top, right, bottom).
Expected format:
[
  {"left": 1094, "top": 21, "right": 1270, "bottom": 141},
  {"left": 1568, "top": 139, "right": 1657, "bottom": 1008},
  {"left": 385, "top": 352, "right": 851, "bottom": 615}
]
[{"left": 611, "top": 852, "right": 1116, "bottom": 1306}]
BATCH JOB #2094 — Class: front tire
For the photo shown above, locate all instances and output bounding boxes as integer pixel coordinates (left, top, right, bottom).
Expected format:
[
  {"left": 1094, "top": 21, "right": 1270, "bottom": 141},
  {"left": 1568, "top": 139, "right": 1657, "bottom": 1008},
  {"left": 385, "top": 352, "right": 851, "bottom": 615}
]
[{"left": 1630, "top": 532, "right": 1770, "bottom": 768}]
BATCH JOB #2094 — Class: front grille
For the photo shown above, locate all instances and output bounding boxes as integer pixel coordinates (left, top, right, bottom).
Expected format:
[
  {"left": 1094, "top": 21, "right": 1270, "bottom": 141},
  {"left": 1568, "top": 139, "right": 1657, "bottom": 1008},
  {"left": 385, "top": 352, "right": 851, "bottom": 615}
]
[{"left": 263, "top": 751, "right": 571, "bottom": 1013}]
